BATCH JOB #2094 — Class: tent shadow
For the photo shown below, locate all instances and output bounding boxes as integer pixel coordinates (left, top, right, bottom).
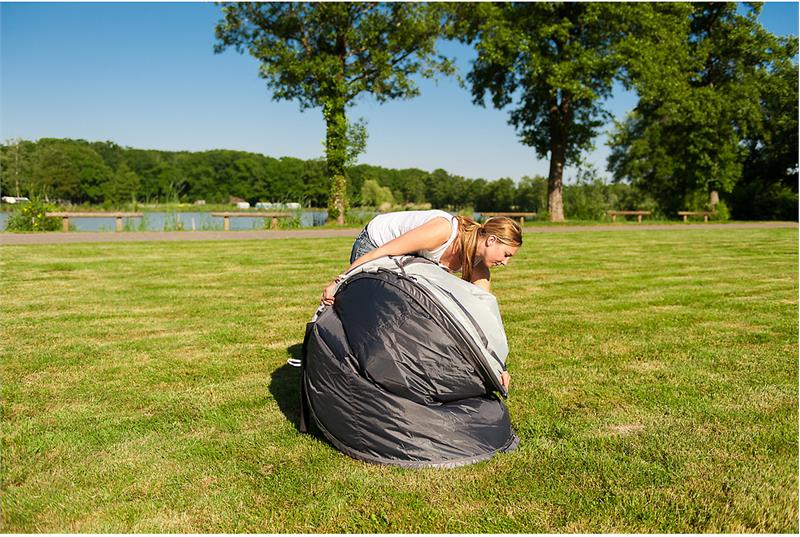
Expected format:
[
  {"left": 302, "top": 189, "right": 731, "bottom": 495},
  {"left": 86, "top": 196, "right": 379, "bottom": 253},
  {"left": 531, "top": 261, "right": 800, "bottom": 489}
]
[{"left": 269, "top": 343, "right": 324, "bottom": 440}]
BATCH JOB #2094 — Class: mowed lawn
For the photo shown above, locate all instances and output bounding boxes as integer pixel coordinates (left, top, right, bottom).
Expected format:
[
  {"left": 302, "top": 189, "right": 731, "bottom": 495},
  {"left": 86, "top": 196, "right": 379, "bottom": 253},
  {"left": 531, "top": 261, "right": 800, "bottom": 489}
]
[{"left": 1, "top": 227, "right": 797, "bottom": 532}]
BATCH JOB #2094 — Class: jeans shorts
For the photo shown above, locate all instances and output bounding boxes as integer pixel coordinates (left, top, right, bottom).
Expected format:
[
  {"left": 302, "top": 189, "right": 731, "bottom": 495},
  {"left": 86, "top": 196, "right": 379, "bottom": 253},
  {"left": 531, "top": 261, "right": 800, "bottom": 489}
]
[{"left": 350, "top": 226, "right": 379, "bottom": 264}]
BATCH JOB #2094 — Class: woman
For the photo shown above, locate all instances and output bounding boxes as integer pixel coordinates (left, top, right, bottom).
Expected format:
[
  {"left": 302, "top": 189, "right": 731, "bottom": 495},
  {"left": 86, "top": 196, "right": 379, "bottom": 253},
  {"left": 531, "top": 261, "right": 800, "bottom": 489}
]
[{"left": 321, "top": 209, "right": 522, "bottom": 388}]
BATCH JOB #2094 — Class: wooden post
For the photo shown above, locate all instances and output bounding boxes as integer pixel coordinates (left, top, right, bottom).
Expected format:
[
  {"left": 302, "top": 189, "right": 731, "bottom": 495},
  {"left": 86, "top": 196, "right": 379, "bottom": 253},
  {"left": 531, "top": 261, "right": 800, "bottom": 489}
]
[
  {"left": 683, "top": 214, "right": 688, "bottom": 223},
  {"left": 611, "top": 214, "right": 617, "bottom": 222},
  {"left": 704, "top": 214, "right": 709, "bottom": 223},
  {"left": 62, "top": 216, "right": 70, "bottom": 232},
  {"left": 637, "top": 214, "right": 642, "bottom": 223},
  {"left": 115, "top": 216, "right": 123, "bottom": 232},
  {"left": 223, "top": 215, "right": 230, "bottom": 231},
  {"left": 519, "top": 216, "right": 524, "bottom": 227},
  {"left": 271, "top": 216, "right": 278, "bottom": 230}
]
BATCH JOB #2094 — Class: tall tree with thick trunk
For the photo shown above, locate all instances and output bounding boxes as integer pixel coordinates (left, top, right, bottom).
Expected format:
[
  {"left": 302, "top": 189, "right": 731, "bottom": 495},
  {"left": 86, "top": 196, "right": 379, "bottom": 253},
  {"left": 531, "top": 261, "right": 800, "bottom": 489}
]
[
  {"left": 215, "top": 2, "right": 452, "bottom": 223},
  {"left": 608, "top": 3, "right": 798, "bottom": 217},
  {"left": 451, "top": 3, "right": 632, "bottom": 221}
]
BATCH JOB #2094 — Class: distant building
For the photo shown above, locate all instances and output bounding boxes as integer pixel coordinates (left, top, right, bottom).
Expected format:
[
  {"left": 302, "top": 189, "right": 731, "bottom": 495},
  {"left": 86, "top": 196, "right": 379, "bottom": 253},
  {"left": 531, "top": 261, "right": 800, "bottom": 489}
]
[
  {"left": 193, "top": 200, "right": 206, "bottom": 206},
  {"left": 236, "top": 201, "right": 251, "bottom": 209}
]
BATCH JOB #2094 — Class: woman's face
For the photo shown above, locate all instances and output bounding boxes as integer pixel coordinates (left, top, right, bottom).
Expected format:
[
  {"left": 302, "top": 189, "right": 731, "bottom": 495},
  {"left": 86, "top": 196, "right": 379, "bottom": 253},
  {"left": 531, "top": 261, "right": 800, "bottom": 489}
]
[{"left": 481, "top": 235, "right": 519, "bottom": 268}]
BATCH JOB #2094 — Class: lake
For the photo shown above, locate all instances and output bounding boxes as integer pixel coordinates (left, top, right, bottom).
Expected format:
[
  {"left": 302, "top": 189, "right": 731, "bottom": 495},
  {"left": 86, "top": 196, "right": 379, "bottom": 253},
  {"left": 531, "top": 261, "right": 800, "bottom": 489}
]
[{"left": 0, "top": 210, "right": 344, "bottom": 232}]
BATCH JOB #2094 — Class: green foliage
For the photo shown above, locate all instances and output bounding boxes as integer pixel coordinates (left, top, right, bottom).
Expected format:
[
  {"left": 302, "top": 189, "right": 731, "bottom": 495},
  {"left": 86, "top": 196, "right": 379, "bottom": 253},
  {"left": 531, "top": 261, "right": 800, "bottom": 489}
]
[
  {"left": 275, "top": 211, "right": 303, "bottom": 230},
  {"left": 515, "top": 176, "right": 548, "bottom": 213},
  {"left": 609, "top": 3, "right": 798, "bottom": 216},
  {"left": 5, "top": 199, "right": 60, "bottom": 232},
  {"left": 451, "top": 2, "right": 637, "bottom": 220},
  {"left": 103, "top": 163, "right": 141, "bottom": 204},
  {"left": 564, "top": 166, "right": 660, "bottom": 220},
  {"left": 215, "top": 2, "right": 454, "bottom": 222},
  {"left": 359, "top": 179, "right": 394, "bottom": 208},
  {"left": 714, "top": 200, "right": 731, "bottom": 222}
]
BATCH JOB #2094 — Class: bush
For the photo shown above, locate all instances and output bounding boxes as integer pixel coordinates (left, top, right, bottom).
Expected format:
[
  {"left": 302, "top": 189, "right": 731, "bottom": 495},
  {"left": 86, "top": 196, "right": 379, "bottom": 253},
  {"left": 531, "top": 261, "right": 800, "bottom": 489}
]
[
  {"left": 275, "top": 212, "right": 302, "bottom": 229},
  {"left": 5, "top": 200, "right": 61, "bottom": 232},
  {"left": 713, "top": 200, "right": 730, "bottom": 222}
]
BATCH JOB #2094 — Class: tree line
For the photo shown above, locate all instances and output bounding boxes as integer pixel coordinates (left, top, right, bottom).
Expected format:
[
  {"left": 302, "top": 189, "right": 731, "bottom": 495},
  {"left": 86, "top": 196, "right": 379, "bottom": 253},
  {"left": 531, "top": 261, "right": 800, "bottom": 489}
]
[
  {"left": 0, "top": 137, "right": 625, "bottom": 215},
  {"left": 0, "top": 136, "right": 794, "bottom": 220}
]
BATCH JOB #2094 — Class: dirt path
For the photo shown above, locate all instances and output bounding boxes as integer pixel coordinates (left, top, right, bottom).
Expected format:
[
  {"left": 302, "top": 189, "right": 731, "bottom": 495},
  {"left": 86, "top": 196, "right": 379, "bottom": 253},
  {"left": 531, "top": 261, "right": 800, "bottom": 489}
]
[{"left": 0, "top": 222, "right": 795, "bottom": 246}]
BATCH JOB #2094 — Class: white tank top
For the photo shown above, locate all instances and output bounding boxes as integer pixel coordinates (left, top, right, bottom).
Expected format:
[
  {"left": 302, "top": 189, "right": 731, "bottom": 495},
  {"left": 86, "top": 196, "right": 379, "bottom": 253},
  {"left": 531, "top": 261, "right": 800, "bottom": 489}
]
[{"left": 366, "top": 210, "right": 459, "bottom": 263}]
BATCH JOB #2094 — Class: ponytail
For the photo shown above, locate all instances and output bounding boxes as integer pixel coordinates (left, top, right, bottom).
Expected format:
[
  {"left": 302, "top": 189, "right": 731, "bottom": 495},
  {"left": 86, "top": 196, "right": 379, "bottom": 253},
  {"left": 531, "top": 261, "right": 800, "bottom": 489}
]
[
  {"left": 455, "top": 215, "right": 523, "bottom": 282},
  {"left": 455, "top": 215, "right": 483, "bottom": 282}
]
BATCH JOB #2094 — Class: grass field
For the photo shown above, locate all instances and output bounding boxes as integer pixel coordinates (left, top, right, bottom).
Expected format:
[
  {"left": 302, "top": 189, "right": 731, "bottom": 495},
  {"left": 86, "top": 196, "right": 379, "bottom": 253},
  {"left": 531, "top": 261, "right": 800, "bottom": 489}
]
[{"left": 1, "top": 227, "right": 797, "bottom": 532}]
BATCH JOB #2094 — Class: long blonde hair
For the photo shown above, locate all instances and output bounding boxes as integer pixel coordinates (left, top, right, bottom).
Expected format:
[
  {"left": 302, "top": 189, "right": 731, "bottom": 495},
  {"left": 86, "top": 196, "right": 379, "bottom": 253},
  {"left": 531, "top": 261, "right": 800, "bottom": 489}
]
[{"left": 454, "top": 216, "right": 523, "bottom": 282}]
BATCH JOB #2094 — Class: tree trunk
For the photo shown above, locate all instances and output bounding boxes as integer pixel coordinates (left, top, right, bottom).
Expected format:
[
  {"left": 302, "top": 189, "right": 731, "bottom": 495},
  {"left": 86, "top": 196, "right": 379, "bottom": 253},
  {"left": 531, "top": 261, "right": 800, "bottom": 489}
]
[
  {"left": 547, "top": 92, "right": 570, "bottom": 222},
  {"left": 324, "top": 98, "right": 348, "bottom": 225},
  {"left": 709, "top": 189, "right": 719, "bottom": 208},
  {"left": 547, "top": 137, "right": 566, "bottom": 222}
]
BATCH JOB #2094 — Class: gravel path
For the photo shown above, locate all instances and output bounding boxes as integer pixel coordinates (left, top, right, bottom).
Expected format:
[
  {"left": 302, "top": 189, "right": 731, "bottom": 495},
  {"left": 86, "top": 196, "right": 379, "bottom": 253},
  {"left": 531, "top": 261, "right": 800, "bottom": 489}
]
[{"left": 0, "top": 222, "right": 795, "bottom": 246}]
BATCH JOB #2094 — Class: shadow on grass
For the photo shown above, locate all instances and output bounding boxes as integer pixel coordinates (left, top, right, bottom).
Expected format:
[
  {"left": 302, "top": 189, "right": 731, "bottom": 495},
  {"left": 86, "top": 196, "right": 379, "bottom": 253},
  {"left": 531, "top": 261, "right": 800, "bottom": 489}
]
[{"left": 268, "top": 343, "right": 325, "bottom": 441}]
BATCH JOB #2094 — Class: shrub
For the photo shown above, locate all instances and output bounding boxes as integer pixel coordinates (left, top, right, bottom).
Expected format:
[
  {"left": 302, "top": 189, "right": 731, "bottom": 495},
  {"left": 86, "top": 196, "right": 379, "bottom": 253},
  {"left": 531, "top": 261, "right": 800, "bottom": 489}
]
[
  {"left": 713, "top": 200, "right": 731, "bottom": 222},
  {"left": 5, "top": 200, "right": 61, "bottom": 232}
]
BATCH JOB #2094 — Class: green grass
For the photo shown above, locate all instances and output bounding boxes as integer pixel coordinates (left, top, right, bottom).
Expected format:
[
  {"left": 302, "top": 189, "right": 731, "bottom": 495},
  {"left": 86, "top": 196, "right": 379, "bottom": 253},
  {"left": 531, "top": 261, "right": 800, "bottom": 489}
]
[{"left": 1, "top": 228, "right": 797, "bottom": 532}]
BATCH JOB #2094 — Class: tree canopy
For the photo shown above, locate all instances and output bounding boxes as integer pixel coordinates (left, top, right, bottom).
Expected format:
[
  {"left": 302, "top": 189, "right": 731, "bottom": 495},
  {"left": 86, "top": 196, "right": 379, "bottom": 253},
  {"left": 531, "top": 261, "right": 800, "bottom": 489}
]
[
  {"left": 214, "top": 2, "right": 453, "bottom": 222},
  {"left": 608, "top": 2, "right": 798, "bottom": 216},
  {"left": 450, "top": 2, "right": 635, "bottom": 221}
]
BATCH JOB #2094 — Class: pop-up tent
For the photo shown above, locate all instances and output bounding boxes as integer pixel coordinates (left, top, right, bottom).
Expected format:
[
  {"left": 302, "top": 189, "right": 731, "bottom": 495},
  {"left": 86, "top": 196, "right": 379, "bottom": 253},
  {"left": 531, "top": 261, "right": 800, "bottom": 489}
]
[{"left": 299, "top": 255, "right": 518, "bottom": 468}]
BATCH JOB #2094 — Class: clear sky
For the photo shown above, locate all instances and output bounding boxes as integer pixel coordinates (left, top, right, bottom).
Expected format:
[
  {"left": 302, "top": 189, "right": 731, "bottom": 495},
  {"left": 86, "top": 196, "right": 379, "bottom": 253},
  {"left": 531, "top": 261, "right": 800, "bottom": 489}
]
[{"left": 1, "top": 1, "right": 797, "bottom": 183}]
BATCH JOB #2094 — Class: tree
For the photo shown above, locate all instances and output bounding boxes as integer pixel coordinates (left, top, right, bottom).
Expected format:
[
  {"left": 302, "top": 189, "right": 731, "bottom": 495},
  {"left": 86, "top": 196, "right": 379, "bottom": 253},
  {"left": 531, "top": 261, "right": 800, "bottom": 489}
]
[
  {"left": 215, "top": 2, "right": 453, "bottom": 223},
  {"left": 608, "top": 3, "right": 798, "bottom": 217},
  {"left": 451, "top": 2, "right": 634, "bottom": 221},
  {"left": 103, "top": 163, "right": 141, "bottom": 205},
  {"left": 515, "top": 175, "right": 547, "bottom": 213},
  {"left": 360, "top": 178, "right": 394, "bottom": 208},
  {"left": 31, "top": 139, "right": 112, "bottom": 203},
  {"left": 732, "top": 34, "right": 798, "bottom": 220},
  {"left": 477, "top": 177, "right": 515, "bottom": 212},
  {"left": 0, "top": 139, "right": 36, "bottom": 198}
]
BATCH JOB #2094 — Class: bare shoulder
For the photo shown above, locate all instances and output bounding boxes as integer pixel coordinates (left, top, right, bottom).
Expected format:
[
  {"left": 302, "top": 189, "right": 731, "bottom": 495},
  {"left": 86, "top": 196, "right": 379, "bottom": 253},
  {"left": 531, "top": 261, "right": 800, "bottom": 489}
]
[{"left": 426, "top": 215, "right": 455, "bottom": 237}]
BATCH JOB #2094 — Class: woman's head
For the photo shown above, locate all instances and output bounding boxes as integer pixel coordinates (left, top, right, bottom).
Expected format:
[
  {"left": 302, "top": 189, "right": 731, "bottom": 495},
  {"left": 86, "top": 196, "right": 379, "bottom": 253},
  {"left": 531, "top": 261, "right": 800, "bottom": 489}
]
[{"left": 455, "top": 216, "right": 522, "bottom": 282}]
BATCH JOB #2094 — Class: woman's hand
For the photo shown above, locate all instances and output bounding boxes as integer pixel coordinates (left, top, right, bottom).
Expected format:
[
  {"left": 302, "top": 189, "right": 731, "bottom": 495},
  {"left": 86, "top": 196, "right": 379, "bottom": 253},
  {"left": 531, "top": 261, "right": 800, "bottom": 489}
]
[
  {"left": 500, "top": 371, "right": 511, "bottom": 391},
  {"left": 321, "top": 279, "right": 338, "bottom": 306}
]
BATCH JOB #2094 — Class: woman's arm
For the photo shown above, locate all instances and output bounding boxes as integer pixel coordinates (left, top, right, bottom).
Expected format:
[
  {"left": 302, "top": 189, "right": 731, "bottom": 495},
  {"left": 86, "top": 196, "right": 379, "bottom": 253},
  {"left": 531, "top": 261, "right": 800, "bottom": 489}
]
[
  {"left": 470, "top": 263, "right": 491, "bottom": 293},
  {"left": 321, "top": 217, "right": 452, "bottom": 304}
]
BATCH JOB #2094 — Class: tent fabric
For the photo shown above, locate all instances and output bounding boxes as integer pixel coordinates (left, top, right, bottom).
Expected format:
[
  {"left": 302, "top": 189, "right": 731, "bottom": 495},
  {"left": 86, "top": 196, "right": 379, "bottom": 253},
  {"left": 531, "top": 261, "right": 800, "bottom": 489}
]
[{"left": 300, "top": 255, "right": 519, "bottom": 468}]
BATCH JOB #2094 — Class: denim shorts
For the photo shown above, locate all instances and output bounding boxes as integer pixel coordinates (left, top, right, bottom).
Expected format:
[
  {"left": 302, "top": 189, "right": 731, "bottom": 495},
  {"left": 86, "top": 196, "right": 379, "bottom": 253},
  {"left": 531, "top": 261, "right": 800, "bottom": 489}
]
[{"left": 350, "top": 226, "right": 379, "bottom": 264}]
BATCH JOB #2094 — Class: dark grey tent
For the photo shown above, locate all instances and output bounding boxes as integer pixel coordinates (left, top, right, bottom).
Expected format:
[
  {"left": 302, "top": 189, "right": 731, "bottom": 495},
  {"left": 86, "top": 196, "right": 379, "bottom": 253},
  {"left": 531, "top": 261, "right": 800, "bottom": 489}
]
[{"left": 299, "top": 255, "right": 519, "bottom": 468}]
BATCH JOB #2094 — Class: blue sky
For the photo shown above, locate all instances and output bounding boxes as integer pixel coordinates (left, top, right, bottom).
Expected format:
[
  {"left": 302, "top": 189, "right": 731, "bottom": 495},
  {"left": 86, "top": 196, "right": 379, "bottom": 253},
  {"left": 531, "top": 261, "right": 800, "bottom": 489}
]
[{"left": 1, "top": 2, "right": 797, "bottom": 183}]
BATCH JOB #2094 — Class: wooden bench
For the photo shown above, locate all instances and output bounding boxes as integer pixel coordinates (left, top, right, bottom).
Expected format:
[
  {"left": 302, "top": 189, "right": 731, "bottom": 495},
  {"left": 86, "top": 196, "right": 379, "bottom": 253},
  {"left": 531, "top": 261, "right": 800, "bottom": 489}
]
[
  {"left": 212, "top": 212, "right": 293, "bottom": 231},
  {"left": 46, "top": 212, "right": 144, "bottom": 232},
  {"left": 607, "top": 210, "right": 652, "bottom": 223},
  {"left": 479, "top": 212, "right": 537, "bottom": 226},
  {"left": 678, "top": 211, "right": 716, "bottom": 223}
]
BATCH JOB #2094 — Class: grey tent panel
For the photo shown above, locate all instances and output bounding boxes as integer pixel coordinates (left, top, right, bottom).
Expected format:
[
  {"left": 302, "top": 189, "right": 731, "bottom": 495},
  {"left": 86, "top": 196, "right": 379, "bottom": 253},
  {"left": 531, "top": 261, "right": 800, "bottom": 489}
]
[{"left": 301, "top": 255, "right": 518, "bottom": 468}]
